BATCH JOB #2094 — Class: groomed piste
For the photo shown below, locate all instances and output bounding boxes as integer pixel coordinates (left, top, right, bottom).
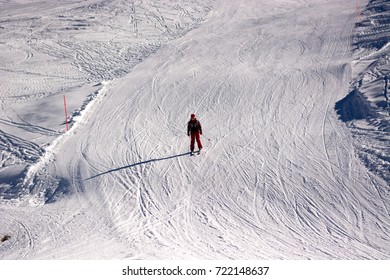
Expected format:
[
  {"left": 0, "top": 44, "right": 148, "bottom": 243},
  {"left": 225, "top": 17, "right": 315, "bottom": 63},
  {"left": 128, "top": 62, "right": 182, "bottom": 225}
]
[{"left": 0, "top": 0, "right": 389, "bottom": 259}]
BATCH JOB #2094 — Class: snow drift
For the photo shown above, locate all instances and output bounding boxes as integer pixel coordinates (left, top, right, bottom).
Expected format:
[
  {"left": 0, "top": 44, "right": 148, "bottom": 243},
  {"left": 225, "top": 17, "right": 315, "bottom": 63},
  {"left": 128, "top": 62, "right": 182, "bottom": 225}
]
[{"left": 342, "top": 0, "right": 390, "bottom": 184}]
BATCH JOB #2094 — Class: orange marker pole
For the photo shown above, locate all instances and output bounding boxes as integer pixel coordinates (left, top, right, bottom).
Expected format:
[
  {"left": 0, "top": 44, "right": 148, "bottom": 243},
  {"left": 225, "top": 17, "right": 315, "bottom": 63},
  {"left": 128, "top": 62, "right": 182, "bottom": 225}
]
[{"left": 356, "top": 2, "right": 362, "bottom": 24}]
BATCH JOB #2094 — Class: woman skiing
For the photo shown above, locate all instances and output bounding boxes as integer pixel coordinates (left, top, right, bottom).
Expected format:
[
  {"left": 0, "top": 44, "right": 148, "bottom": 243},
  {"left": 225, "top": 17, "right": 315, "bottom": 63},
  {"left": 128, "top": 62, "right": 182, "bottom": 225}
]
[{"left": 187, "top": 113, "right": 203, "bottom": 154}]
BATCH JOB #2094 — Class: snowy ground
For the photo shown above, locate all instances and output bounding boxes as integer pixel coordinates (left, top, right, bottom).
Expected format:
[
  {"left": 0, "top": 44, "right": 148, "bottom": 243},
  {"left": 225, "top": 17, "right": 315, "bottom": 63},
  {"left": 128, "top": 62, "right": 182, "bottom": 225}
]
[
  {"left": 339, "top": 0, "right": 390, "bottom": 184},
  {"left": 1, "top": 0, "right": 389, "bottom": 259}
]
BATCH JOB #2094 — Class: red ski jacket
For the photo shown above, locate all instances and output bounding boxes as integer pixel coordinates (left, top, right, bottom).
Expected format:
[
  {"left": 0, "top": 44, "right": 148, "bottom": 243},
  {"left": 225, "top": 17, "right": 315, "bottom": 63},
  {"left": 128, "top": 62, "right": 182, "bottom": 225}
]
[{"left": 187, "top": 119, "right": 202, "bottom": 136}]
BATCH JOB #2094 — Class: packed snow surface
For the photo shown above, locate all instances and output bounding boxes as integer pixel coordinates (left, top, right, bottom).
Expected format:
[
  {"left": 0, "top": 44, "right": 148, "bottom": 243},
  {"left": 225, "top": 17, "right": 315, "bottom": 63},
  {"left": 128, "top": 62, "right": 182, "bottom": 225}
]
[
  {"left": 345, "top": 0, "right": 390, "bottom": 184},
  {"left": 1, "top": 0, "right": 389, "bottom": 259}
]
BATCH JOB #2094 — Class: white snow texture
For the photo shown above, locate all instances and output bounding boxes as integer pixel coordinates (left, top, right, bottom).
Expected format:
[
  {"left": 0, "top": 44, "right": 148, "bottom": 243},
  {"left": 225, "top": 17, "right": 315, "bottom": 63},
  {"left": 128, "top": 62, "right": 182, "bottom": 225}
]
[{"left": 0, "top": 0, "right": 389, "bottom": 259}]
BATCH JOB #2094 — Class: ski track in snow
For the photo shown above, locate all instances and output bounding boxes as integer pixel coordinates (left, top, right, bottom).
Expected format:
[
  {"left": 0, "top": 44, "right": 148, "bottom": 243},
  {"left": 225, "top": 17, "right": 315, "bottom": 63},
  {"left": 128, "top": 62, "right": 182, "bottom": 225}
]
[
  {"left": 1, "top": 0, "right": 390, "bottom": 259},
  {"left": 0, "top": 0, "right": 212, "bottom": 197}
]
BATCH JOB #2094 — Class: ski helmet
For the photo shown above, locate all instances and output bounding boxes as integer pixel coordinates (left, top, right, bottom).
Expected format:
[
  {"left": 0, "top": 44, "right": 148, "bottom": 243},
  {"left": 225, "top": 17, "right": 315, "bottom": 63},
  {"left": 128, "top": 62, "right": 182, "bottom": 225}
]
[{"left": 191, "top": 113, "right": 196, "bottom": 118}]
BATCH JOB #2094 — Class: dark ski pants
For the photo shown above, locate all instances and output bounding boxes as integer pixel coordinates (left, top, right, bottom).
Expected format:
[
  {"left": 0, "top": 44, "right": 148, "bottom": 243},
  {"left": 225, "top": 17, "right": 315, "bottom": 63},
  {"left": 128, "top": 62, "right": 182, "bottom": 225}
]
[{"left": 190, "top": 132, "right": 203, "bottom": 151}]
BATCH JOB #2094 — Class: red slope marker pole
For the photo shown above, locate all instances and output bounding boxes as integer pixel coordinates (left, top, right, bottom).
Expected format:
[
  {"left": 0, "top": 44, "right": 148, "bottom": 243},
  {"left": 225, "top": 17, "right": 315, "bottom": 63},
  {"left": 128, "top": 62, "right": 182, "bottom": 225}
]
[
  {"left": 63, "top": 95, "right": 68, "bottom": 131},
  {"left": 356, "top": 2, "right": 362, "bottom": 24}
]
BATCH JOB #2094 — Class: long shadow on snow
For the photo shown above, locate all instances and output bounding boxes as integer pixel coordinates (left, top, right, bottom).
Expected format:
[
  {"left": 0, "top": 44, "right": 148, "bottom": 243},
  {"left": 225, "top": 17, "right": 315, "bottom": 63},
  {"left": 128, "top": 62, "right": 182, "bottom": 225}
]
[{"left": 85, "top": 152, "right": 192, "bottom": 180}]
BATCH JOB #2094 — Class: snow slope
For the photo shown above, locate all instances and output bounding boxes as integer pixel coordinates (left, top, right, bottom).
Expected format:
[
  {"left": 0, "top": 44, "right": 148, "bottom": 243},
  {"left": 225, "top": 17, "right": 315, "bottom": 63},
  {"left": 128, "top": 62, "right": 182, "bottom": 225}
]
[
  {"left": 1, "top": 0, "right": 390, "bottom": 259},
  {"left": 338, "top": 0, "right": 390, "bottom": 184},
  {"left": 0, "top": 0, "right": 211, "bottom": 197}
]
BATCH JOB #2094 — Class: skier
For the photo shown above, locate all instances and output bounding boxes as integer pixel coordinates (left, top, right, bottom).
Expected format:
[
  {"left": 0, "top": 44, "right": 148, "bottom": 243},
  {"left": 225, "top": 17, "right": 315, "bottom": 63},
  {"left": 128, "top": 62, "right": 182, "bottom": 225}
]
[{"left": 187, "top": 113, "right": 203, "bottom": 154}]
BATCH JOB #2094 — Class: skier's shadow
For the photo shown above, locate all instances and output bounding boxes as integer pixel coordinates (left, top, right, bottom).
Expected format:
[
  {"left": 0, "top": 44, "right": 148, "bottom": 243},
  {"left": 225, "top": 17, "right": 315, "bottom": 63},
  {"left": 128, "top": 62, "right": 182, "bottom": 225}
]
[{"left": 85, "top": 152, "right": 191, "bottom": 181}]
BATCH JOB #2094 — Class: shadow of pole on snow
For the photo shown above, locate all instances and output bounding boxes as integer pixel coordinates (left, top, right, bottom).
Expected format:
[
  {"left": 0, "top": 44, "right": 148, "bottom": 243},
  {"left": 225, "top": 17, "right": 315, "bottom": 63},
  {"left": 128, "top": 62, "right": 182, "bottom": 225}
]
[{"left": 85, "top": 152, "right": 191, "bottom": 181}]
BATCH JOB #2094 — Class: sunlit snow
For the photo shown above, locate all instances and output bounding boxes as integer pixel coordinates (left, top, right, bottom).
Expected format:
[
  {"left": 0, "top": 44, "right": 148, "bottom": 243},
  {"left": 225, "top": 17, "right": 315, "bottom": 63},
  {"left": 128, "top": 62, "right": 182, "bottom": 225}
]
[{"left": 0, "top": 0, "right": 389, "bottom": 259}]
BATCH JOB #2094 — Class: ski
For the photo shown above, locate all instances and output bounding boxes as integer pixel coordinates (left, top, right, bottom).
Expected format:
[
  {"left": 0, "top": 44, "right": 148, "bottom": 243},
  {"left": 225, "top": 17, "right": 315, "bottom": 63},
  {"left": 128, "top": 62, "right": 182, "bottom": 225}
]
[{"left": 190, "top": 149, "right": 202, "bottom": 156}]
